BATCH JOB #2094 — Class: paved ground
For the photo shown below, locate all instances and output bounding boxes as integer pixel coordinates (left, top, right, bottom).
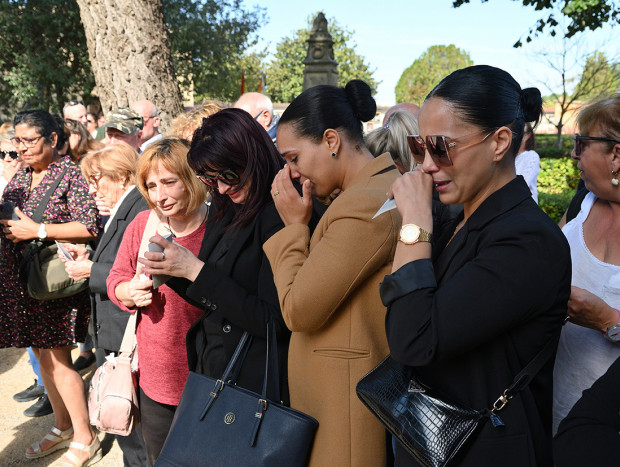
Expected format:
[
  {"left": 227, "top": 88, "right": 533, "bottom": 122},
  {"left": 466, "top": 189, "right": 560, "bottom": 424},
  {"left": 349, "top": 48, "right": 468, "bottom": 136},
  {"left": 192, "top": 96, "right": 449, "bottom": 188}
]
[{"left": 0, "top": 347, "right": 124, "bottom": 466}]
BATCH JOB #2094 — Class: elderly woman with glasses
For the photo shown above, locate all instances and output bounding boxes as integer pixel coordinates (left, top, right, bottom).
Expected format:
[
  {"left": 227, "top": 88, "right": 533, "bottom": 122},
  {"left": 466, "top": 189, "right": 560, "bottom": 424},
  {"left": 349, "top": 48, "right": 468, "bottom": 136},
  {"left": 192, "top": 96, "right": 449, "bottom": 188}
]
[
  {"left": 552, "top": 95, "right": 620, "bottom": 436},
  {"left": 0, "top": 110, "right": 101, "bottom": 465},
  {"left": 382, "top": 66, "right": 571, "bottom": 465},
  {"left": 106, "top": 138, "right": 208, "bottom": 464},
  {"left": 136, "top": 109, "right": 290, "bottom": 456}
]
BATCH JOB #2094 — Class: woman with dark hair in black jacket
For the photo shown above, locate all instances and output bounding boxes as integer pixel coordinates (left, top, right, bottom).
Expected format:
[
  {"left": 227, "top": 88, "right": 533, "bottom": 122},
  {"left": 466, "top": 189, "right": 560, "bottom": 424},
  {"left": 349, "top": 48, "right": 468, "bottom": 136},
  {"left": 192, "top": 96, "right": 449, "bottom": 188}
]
[
  {"left": 139, "top": 108, "right": 289, "bottom": 403},
  {"left": 383, "top": 65, "right": 571, "bottom": 465}
]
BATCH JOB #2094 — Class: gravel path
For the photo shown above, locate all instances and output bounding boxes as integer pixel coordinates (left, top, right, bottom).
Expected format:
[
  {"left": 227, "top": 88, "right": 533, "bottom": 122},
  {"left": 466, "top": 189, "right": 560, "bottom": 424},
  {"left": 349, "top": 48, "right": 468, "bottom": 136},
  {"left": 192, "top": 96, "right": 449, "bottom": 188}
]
[{"left": 0, "top": 347, "right": 124, "bottom": 466}]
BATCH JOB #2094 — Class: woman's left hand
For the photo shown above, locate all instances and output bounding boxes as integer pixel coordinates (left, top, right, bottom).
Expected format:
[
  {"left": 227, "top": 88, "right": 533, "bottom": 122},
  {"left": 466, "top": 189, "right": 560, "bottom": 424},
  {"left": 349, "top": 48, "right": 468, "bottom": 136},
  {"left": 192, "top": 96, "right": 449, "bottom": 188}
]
[
  {"left": 138, "top": 236, "right": 205, "bottom": 282},
  {"left": 567, "top": 286, "right": 619, "bottom": 332},
  {"left": 271, "top": 165, "right": 312, "bottom": 226},
  {"left": 0, "top": 208, "right": 39, "bottom": 243}
]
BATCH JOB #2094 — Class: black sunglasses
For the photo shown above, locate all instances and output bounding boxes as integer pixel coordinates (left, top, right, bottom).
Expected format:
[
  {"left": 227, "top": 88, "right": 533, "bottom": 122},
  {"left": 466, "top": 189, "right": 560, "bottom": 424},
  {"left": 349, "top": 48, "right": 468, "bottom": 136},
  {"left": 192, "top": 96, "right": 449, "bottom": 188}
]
[
  {"left": 0, "top": 150, "right": 18, "bottom": 160},
  {"left": 196, "top": 169, "right": 241, "bottom": 188},
  {"left": 67, "top": 100, "right": 85, "bottom": 107},
  {"left": 574, "top": 135, "right": 620, "bottom": 156}
]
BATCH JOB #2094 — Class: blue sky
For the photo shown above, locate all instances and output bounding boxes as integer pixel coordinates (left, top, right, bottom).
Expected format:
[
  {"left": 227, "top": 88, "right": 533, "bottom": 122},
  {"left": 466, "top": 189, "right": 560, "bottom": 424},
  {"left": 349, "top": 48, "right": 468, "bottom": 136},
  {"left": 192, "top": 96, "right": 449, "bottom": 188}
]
[{"left": 246, "top": 0, "right": 618, "bottom": 105}]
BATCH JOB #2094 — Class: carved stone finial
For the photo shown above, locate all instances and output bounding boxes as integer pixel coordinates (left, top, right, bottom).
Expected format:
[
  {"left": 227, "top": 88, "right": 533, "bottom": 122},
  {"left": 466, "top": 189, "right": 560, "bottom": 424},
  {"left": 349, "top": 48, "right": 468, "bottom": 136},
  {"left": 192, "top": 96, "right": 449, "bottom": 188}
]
[{"left": 302, "top": 12, "right": 338, "bottom": 91}]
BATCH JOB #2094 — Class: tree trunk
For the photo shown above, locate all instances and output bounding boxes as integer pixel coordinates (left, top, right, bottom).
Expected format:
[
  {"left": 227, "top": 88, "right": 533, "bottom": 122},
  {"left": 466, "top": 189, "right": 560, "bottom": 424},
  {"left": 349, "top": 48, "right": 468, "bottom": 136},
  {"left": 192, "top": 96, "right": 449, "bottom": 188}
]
[{"left": 75, "top": 0, "right": 183, "bottom": 133}]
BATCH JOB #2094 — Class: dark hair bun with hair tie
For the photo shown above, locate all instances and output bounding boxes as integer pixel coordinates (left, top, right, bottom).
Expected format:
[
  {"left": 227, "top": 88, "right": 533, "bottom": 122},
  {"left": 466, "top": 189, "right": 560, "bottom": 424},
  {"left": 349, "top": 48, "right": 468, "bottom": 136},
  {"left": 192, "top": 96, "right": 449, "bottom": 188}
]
[
  {"left": 344, "top": 80, "right": 377, "bottom": 123},
  {"left": 520, "top": 87, "right": 543, "bottom": 123}
]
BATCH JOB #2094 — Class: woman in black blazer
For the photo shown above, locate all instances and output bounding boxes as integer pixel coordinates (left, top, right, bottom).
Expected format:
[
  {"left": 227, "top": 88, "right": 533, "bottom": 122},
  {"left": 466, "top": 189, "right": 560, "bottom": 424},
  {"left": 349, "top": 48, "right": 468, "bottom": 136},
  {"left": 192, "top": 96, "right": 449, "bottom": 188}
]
[
  {"left": 381, "top": 66, "right": 571, "bottom": 466},
  {"left": 62, "top": 143, "right": 149, "bottom": 466},
  {"left": 139, "top": 108, "right": 289, "bottom": 402}
]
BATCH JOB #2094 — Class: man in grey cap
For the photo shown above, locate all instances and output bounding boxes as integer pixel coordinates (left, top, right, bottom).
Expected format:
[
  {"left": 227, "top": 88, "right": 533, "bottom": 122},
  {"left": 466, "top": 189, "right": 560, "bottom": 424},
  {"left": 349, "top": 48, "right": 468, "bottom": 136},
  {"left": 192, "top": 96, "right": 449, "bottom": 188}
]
[{"left": 103, "top": 107, "right": 143, "bottom": 152}]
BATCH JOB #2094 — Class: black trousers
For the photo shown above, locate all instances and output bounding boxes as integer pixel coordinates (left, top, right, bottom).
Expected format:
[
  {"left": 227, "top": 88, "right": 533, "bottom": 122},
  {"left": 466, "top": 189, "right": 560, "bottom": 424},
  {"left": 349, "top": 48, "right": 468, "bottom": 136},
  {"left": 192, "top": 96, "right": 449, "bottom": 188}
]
[{"left": 139, "top": 386, "right": 177, "bottom": 466}]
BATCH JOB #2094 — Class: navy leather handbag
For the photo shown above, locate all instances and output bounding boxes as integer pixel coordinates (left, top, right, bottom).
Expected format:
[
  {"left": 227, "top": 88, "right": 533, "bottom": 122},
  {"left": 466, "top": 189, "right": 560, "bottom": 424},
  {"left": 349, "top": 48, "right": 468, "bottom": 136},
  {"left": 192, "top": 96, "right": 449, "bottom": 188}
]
[{"left": 156, "top": 322, "right": 318, "bottom": 467}]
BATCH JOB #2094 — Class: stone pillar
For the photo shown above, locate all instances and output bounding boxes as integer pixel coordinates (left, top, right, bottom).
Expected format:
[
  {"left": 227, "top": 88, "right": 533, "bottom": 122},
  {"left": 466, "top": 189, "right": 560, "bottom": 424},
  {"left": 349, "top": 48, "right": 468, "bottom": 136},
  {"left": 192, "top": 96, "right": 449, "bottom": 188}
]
[{"left": 302, "top": 13, "right": 338, "bottom": 91}]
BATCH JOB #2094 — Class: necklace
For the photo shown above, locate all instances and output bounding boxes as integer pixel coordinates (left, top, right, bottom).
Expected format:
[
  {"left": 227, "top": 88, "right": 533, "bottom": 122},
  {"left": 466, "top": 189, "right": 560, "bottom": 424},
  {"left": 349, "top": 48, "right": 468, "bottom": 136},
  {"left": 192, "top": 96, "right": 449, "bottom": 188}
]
[{"left": 164, "top": 203, "right": 209, "bottom": 238}]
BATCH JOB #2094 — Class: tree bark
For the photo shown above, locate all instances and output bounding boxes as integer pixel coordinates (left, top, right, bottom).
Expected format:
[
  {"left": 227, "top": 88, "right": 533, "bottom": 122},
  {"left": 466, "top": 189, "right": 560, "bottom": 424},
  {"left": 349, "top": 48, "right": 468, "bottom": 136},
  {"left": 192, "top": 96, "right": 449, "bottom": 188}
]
[{"left": 75, "top": 0, "right": 183, "bottom": 132}]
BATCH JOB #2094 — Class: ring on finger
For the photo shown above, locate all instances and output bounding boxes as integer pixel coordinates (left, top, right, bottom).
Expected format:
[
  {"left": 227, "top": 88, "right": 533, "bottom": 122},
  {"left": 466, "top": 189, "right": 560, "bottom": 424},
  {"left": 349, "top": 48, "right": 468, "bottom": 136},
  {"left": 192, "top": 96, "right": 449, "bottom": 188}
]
[
  {"left": 161, "top": 252, "right": 166, "bottom": 261},
  {"left": 273, "top": 190, "right": 280, "bottom": 196}
]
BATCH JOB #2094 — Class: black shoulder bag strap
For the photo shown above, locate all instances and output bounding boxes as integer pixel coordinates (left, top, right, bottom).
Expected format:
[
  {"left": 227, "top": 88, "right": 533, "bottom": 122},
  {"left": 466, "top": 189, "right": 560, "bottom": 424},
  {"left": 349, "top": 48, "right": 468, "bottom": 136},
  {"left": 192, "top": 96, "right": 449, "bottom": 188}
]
[
  {"left": 30, "top": 165, "right": 69, "bottom": 224},
  {"left": 565, "top": 186, "right": 589, "bottom": 223},
  {"left": 487, "top": 337, "right": 557, "bottom": 426}
]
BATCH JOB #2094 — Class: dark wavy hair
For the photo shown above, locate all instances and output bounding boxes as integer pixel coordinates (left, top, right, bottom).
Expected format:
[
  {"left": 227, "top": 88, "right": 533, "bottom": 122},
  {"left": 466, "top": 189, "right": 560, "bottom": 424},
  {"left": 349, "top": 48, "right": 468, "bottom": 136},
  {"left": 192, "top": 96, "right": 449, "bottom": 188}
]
[
  {"left": 188, "top": 108, "right": 284, "bottom": 230},
  {"left": 279, "top": 79, "right": 376, "bottom": 145},
  {"left": 426, "top": 65, "right": 543, "bottom": 158}
]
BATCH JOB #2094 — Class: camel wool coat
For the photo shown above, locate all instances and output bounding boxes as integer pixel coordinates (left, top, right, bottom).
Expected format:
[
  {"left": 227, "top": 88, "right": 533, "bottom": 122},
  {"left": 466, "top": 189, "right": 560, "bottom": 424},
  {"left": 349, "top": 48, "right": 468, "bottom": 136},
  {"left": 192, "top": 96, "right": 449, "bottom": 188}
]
[{"left": 264, "top": 154, "right": 401, "bottom": 466}]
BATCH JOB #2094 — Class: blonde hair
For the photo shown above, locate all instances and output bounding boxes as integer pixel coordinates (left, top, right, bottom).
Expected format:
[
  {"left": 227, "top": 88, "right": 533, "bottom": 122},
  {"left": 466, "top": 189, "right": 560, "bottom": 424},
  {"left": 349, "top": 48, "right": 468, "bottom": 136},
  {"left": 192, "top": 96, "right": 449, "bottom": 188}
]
[
  {"left": 577, "top": 94, "right": 620, "bottom": 148},
  {"left": 80, "top": 142, "right": 139, "bottom": 185},
  {"left": 365, "top": 110, "right": 419, "bottom": 172},
  {"left": 169, "top": 101, "right": 223, "bottom": 141},
  {"left": 137, "top": 137, "right": 207, "bottom": 213}
]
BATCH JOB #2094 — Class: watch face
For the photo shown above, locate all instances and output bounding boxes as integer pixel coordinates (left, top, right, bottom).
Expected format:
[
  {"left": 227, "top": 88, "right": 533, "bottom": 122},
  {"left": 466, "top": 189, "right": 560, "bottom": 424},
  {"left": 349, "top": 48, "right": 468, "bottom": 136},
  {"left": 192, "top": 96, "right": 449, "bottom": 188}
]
[
  {"left": 401, "top": 224, "right": 420, "bottom": 244},
  {"left": 607, "top": 324, "right": 620, "bottom": 341}
]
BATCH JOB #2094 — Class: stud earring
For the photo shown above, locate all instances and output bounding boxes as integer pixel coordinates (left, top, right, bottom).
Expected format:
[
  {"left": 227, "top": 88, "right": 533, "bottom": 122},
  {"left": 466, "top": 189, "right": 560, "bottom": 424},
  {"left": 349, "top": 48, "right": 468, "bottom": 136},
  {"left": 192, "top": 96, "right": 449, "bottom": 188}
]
[
  {"left": 612, "top": 170, "right": 619, "bottom": 187},
  {"left": 331, "top": 152, "right": 337, "bottom": 158}
]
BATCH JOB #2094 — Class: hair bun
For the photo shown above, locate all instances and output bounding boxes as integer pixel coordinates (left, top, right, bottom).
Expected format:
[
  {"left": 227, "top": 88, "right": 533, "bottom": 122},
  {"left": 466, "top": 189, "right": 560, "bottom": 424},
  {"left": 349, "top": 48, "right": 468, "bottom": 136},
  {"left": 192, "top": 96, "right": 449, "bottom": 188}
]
[
  {"left": 520, "top": 87, "right": 542, "bottom": 123},
  {"left": 344, "top": 80, "right": 377, "bottom": 122}
]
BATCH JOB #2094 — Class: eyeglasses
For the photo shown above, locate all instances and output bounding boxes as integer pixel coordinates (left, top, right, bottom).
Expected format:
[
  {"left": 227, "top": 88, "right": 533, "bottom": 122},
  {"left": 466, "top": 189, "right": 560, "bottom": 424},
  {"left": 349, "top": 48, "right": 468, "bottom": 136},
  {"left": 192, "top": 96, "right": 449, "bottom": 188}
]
[
  {"left": 407, "top": 129, "right": 498, "bottom": 167},
  {"left": 67, "top": 100, "right": 85, "bottom": 107},
  {"left": 196, "top": 169, "right": 241, "bottom": 188},
  {"left": 88, "top": 172, "right": 103, "bottom": 188},
  {"left": 574, "top": 135, "right": 620, "bottom": 157},
  {"left": 0, "top": 150, "right": 18, "bottom": 160},
  {"left": 10, "top": 136, "right": 44, "bottom": 148}
]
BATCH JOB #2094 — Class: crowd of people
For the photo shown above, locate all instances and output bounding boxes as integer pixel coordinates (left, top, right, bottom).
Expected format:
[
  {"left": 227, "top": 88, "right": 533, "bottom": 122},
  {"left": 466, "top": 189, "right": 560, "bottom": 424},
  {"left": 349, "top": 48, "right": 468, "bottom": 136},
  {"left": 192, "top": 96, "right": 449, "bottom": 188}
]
[{"left": 0, "top": 64, "right": 618, "bottom": 467}]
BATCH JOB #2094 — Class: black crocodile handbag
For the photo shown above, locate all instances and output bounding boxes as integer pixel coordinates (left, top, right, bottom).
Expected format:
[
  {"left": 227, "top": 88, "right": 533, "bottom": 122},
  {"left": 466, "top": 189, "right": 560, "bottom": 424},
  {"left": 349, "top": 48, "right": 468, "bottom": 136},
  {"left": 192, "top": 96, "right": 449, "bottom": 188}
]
[{"left": 357, "top": 341, "right": 557, "bottom": 467}]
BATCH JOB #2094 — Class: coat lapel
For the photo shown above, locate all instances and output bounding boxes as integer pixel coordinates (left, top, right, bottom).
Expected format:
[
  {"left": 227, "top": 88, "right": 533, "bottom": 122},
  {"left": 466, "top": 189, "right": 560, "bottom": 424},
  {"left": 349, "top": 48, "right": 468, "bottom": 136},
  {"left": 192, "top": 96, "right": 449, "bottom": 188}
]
[{"left": 93, "top": 189, "right": 142, "bottom": 261}]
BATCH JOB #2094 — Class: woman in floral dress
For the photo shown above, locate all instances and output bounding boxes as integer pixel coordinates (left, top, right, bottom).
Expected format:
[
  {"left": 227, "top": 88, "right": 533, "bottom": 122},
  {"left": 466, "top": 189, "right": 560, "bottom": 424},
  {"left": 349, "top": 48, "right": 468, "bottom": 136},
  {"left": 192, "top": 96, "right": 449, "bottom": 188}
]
[{"left": 0, "top": 110, "right": 102, "bottom": 466}]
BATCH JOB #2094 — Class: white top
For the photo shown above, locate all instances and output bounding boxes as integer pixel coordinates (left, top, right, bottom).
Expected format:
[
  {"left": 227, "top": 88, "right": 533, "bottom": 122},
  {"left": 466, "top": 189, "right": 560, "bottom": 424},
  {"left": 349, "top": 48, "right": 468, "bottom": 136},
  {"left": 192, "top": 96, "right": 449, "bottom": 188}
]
[
  {"left": 104, "top": 185, "right": 137, "bottom": 233},
  {"left": 552, "top": 192, "right": 620, "bottom": 434},
  {"left": 515, "top": 150, "right": 540, "bottom": 203},
  {"left": 140, "top": 133, "right": 163, "bottom": 153}
]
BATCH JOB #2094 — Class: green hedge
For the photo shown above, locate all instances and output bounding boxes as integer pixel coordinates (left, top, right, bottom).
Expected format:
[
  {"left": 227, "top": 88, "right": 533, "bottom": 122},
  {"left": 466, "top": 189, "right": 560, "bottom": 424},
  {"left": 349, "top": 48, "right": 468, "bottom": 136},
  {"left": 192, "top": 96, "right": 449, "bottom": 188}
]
[{"left": 537, "top": 157, "right": 580, "bottom": 223}]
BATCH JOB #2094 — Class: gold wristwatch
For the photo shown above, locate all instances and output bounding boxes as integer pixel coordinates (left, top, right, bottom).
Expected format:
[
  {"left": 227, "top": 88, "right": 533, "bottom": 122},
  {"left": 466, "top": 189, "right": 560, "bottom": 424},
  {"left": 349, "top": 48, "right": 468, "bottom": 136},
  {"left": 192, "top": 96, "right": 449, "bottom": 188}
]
[{"left": 399, "top": 223, "right": 432, "bottom": 245}]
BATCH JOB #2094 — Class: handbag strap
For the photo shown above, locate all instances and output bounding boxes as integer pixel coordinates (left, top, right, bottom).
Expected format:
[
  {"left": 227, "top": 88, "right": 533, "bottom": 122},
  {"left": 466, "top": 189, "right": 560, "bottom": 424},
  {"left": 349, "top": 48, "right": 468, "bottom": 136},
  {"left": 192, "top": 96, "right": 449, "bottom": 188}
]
[
  {"left": 490, "top": 337, "right": 557, "bottom": 415},
  {"left": 31, "top": 165, "right": 68, "bottom": 224},
  {"left": 116, "top": 210, "right": 161, "bottom": 354}
]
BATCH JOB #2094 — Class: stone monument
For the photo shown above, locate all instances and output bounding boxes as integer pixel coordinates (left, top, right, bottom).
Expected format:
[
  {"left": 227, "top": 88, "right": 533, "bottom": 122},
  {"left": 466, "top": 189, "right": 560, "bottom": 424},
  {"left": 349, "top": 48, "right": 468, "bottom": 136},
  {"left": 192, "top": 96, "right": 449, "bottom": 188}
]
[{"left": 302, "top": 12, "right": 338, "bottom": 91}]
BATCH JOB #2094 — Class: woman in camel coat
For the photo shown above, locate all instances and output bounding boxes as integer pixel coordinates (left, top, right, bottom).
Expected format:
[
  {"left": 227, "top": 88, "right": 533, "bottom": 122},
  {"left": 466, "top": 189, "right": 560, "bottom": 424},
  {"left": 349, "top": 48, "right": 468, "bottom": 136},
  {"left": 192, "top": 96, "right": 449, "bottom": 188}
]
[{"left": 265, "top": 80, "right": 401, "bottom": 466}]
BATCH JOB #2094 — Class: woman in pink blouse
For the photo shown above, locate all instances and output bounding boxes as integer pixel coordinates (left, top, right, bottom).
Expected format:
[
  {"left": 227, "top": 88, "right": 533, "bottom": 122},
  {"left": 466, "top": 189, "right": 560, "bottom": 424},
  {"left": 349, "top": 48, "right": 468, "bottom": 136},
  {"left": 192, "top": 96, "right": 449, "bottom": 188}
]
[{"left": 107, "top": 138, "right": 209, "bottom": 465}]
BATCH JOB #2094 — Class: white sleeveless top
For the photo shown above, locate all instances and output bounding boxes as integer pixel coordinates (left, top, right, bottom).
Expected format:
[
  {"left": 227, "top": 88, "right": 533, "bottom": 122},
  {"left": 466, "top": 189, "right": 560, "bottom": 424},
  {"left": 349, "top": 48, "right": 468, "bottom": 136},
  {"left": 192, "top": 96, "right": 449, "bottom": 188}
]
[{"left": 552, "top": 192, "right": 620, "bottom": 434}]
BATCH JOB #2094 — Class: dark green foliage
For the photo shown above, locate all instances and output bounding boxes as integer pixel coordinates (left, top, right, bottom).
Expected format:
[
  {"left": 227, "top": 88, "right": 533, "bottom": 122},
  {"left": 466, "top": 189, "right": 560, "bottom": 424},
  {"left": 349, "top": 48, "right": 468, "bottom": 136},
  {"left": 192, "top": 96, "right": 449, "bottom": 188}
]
[
  {"left": 539, "top": 190, "right": 576, "bottom": 223},
  {"left": 164, "top": 0, "right": 266, "bottom": 102},
  {"left": 395, "top": 45, "right": 473, "bottom": 106},
  {"left": 452, "top": 0, "right": 619, "bottom": 46},
  {"left": 0, "top": 0, "right": 95, "bottom": 114},
  {"left": 266, "top": 14, "right": 379, "bottom": 103},
  {"left": 0, "top": 0, "right": 265, "bottom": 115},
  {"left": 537, "top": 156, "right": 580, "bottom": 221}
]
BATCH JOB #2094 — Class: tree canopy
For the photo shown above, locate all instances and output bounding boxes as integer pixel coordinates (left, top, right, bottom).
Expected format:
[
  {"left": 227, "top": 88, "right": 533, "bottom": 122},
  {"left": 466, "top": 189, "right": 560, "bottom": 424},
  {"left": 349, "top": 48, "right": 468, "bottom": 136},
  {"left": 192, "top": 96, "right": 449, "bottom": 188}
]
[
  {"left": 395, "top": 45, "right": 473, "bottom": 105},
  {"left": 453, "top": 0, "right": 619, "bottom": 46},
  {"left": 0, "top": 0, "right": 264, "bottom": 115},
  {"left": 0, "top": 0, "right": 95, "bottom": 115},
  {"left": 266, "top": 15, "right": 379, "bottom": 103}
]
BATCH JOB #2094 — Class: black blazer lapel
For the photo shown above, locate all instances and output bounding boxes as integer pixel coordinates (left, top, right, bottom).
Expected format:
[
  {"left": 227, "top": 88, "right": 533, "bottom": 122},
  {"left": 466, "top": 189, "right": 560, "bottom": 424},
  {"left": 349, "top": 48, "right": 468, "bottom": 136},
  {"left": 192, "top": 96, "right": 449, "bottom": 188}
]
[
  {"left": 197, "top": 205, "right": 234, "bottom": 262},
  {"left": 93, "top": 189, "right": 143, "bottom": 262},
  {"left": 220, "top": 216, "right": 256, "bottom": 276}
]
